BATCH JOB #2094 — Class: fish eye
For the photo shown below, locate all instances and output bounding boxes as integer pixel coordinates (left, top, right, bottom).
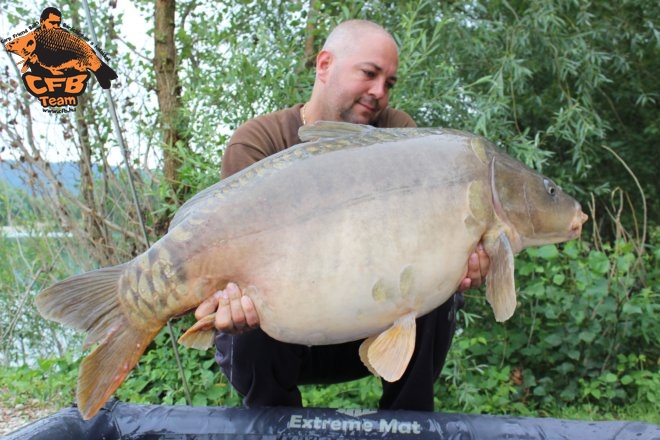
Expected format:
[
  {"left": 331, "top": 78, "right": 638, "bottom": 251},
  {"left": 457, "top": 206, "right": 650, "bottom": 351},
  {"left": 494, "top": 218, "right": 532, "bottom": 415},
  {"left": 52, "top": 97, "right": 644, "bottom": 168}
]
[{"left": 543, "top": 178, "right": 557, "bottom": 196}]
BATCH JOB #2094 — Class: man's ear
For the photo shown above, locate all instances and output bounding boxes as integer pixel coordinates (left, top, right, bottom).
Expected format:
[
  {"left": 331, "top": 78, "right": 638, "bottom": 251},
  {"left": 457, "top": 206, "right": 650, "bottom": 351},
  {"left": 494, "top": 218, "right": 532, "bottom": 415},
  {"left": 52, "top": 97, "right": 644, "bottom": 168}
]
[{"left": 315, "top": 50, "right": 333, "bottom": 82}]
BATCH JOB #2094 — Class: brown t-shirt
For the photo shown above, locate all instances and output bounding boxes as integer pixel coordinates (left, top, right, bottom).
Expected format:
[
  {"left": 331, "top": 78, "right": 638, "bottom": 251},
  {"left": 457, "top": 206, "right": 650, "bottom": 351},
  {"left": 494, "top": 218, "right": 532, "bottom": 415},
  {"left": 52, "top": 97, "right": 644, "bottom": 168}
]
[{"left": 220, "top": 104, "right": 416, "bottom": 179}]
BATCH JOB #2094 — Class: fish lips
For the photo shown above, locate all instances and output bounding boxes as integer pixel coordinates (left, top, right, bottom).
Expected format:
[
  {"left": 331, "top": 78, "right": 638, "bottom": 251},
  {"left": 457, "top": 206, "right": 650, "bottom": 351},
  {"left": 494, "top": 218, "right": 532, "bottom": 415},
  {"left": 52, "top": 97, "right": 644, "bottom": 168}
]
[{"left": 568, "top": 210, "right": 589, "bottom": 239}]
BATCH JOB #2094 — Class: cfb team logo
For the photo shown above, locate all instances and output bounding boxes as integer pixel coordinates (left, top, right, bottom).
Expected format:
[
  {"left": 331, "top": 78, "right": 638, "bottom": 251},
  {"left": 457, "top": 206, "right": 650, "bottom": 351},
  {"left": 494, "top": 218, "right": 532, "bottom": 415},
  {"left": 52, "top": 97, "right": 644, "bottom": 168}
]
[{"left": 3, "top": 7, "right": 118, "bottom": 111}]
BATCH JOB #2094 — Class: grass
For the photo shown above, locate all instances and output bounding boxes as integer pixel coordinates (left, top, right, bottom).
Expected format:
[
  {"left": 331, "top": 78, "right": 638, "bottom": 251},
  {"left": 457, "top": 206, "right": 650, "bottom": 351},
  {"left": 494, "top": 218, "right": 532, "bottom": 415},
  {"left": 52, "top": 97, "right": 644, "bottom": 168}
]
[
  {"left": 2, "top": 360, "right": 657, "bottom": 426},
  {"left": 544, "top": 402, "right": 660, "bottom": 425}
]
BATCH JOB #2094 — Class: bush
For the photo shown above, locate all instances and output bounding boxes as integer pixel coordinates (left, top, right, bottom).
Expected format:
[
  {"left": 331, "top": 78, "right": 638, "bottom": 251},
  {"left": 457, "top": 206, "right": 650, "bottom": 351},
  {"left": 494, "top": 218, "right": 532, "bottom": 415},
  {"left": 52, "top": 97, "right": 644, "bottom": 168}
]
[
  {"left": 438, "top": 227, "right": 659, "bottom": 418},
  {"left": 0, "top": 356, "right": 79, "bottom": 407}
]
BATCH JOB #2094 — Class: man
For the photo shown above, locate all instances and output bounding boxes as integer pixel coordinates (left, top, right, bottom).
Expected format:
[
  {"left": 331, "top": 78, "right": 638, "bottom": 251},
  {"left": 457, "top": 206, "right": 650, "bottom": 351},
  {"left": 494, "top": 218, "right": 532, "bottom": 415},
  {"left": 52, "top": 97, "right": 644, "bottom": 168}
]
[
  {"left": 40, "top": 7, "right": 63, "bottom": 29},
  {"left": 194, "top": 19, "right": 489, "bottom": 411}
]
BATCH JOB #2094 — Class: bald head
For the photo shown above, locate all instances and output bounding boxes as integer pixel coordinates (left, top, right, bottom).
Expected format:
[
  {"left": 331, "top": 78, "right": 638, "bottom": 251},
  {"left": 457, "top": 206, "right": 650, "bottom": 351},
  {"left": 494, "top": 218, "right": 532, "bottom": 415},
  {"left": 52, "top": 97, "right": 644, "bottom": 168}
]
[
  {"left": 322, "top": 20, "right": 399, "bottom": 58},
  {"left": 306, "top": 19, "right": 400, "bottom": 125}
]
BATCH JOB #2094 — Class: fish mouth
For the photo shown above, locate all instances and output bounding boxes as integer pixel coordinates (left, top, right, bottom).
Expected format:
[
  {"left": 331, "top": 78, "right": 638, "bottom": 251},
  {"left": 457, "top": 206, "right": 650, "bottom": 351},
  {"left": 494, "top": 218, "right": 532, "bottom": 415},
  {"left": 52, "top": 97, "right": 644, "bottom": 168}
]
[{"left": 569, "top": 209, "right": 588, "bottom": 238}]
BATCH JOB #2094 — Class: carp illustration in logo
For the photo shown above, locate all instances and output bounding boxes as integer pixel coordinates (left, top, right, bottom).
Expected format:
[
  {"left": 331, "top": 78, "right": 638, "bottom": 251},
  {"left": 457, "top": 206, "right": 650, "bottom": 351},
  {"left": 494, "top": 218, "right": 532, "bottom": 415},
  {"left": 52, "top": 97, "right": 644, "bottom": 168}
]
[{"left": 4, "top": 7, "right": 118, "bottom": 108}]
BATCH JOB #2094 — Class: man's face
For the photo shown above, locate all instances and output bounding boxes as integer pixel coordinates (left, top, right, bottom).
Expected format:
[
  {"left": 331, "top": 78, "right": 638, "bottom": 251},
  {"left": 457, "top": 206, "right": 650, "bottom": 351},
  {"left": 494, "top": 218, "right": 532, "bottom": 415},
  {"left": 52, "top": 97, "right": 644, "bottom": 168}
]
[
  {"left": 41, "top": 13, "right": 61, "bottom": 29},
  {"left": 321, "top": 32, "right": 399, "bottom": 125}
]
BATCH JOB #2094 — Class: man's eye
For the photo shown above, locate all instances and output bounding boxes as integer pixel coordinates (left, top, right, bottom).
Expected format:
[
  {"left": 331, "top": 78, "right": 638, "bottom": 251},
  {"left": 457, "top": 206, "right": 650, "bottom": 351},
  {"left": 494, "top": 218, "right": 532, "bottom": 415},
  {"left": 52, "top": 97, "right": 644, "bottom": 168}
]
[{"left": 362, "top": 70, "right": 376, "bottom": 78}]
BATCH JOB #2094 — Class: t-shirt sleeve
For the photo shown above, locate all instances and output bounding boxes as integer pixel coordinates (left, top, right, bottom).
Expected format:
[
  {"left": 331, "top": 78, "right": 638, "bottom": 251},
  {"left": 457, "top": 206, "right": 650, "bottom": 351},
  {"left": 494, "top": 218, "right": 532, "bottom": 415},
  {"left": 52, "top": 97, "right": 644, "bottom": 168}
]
[
  {"left": 221, "top": 142, "right": 269, "bottom": 179},
  {"left": 220, "top": 106, "right": 302, "bottom": 180}
]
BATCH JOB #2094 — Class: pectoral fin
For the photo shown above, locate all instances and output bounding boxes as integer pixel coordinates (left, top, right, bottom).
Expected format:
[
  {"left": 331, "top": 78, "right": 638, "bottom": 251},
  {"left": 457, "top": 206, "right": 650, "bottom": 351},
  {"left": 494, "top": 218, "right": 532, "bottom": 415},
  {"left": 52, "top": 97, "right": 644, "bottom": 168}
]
[
  {"left": 485, "top": 232, "right": 517, "bottom": 322},
  {"left": 178, "top": 313, "right": 216, "bottom": 349},
  {"left": 359, "top": 312, "right": 416, "bottom": 382}
]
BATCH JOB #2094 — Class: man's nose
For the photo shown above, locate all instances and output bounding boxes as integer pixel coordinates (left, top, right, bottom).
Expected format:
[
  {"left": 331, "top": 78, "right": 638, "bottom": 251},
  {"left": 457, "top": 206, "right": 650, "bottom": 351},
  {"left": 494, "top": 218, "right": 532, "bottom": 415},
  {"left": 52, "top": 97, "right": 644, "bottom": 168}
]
[{"left": 368, "top": 78, "right": 388, "bottom": 100}]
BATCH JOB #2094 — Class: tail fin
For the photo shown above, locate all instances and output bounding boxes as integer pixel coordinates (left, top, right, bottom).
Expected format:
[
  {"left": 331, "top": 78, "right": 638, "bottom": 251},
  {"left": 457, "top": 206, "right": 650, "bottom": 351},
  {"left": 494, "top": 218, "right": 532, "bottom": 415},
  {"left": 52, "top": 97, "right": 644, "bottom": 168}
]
[
  {"left": 35, "top": 265, "right": 128, "bottom": 344},
  {"left": 35, "top": 264, "right": 160, "bottom": 420},
  {"left": 77, "top": 318, "right": 159, "bottom": 419},
  {"left": 92, "top": 61, "right": 118, "bottom": 89}
]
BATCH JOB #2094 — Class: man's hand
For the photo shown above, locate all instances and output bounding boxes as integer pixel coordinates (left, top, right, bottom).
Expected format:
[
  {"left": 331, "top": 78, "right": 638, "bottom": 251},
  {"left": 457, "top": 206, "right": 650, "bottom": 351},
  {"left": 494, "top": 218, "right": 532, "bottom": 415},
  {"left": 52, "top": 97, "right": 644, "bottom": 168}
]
[
  {"left": 457, "top": 243, "right": 489, "bottom": 292},
  {"left": 194, "top": 282, "right": 260, "bottom": 334}
]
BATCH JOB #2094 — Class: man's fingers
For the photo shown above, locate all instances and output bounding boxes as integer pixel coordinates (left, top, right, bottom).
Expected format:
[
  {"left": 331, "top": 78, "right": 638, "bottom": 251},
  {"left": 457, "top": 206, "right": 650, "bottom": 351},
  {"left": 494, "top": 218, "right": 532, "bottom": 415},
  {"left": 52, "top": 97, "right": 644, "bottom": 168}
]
[
  {"left": 457, "top": 278, "right": 472, "bottom": 293},
  {"left": 476, "top": 243, "right": 489, "bottom": 278},
  {"left": 226, "top": 283, "right": 247, "bottom": 329},
  {"left": 465, "top": 244, "right": 490, "bottom": 289},
  {"left": 214, "top": 296, "right": 234, "bottom": 331},
  {"left": 197, "top": 283, "right": 260, "bottom": 333},
  {"left": 195, "top": 291, "right": 221, "bottom": 320},
  {"left": 458, "top": 244, "right": 490, "bottom": 292},
  {"left": 467, "top": 251, "right": 483, "bottom": 287},
  {"left": 241, "top": 295, "right": 259, "bottom": 327}
]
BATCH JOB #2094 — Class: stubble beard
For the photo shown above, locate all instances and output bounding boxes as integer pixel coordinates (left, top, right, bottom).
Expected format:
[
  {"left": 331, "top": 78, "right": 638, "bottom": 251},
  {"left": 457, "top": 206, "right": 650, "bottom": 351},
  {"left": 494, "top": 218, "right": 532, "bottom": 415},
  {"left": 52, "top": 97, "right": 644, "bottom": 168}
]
[{"left": 339, "top": 98, "right": 381, "bottom": 125}]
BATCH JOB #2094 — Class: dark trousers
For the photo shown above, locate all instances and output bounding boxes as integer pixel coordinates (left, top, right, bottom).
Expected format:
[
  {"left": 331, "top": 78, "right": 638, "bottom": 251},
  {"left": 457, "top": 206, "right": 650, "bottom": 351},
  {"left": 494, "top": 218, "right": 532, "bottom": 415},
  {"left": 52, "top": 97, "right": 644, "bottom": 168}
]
[{"left": 215, "top": 292, "right": 463, "bottom": 411}]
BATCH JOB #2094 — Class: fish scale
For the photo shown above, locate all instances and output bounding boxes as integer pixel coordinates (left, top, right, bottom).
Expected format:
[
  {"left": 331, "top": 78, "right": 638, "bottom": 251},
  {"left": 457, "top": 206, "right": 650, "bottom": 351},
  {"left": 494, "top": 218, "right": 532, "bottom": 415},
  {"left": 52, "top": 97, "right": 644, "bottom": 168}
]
[
  {"left": 120, "top": 245, "right": 188, "bottom": 324},
  {"left": 35, "top": 121, "right": 587, "bottom": 420},
  {"left": 35, "top": 28, "right": 100, "bottom": 65}
]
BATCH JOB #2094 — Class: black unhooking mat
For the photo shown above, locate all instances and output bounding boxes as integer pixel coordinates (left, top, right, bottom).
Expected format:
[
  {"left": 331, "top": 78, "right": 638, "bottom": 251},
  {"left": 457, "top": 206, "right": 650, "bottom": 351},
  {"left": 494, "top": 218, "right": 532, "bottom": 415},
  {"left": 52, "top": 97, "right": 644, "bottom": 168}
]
[{"left": 3, "top": 399, "right": 659, "bottom": 439}]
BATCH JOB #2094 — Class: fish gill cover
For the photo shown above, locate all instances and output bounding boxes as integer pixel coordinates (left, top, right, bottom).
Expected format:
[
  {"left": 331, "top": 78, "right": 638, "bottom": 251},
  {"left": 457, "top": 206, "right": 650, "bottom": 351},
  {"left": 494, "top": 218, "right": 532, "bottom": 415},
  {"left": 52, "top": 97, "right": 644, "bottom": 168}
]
[{"left": 3, "top": 6, "right": 118, "bottom": 112}]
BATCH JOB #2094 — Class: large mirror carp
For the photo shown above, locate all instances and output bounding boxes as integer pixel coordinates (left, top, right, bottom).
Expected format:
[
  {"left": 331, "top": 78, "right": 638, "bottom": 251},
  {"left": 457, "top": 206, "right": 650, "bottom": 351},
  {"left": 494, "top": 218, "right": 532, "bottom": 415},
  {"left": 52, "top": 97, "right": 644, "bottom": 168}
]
[{"left": 36, "top": 122, "right": 588, "bottom": 420}]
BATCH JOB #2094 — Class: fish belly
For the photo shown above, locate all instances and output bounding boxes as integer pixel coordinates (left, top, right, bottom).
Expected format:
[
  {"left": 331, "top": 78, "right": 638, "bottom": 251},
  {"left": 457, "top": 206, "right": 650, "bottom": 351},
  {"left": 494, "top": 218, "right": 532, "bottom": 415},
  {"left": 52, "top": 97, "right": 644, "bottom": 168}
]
[{"left": 249, "top": 189, "right": 482, "bottom": 345}]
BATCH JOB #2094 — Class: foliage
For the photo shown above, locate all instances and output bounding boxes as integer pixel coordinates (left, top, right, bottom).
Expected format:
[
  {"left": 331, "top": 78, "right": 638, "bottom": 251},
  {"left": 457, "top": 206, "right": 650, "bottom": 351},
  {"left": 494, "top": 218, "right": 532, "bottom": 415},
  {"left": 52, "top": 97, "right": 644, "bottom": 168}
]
[
  {"left": 0, "top": 181, "right": 31, "bottom": 225},
  {"left": 300, "top": 377, "right": 382, "bottom": 409},
  {"left": 0, "top": 355, "right": 79, "bottom": 407},
  {"left": 439, "top": 226, "right": 658, "bottom": 420}
]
